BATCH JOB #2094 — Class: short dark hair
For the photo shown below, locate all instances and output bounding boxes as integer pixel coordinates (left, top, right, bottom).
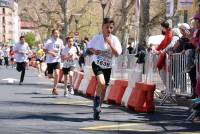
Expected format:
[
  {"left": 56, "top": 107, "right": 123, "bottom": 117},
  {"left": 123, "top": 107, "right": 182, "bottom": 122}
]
[
  {"left": 103, "top": 18, "right": 114, "bottom": 25},
  {"left": 84, "top": 37, "right": 89, "bottom": 41},
  {"left": 65, "top": 36, "right": 73, "bottom": 41},
  {"left": 20, "top": 36, "right": 25, "bottom": 40},
  {"left": 52, "top": 29, "right": 58, "bottom": 34},
  {"left": 161, "top": 21, "right": 169, "bottom": 29}
]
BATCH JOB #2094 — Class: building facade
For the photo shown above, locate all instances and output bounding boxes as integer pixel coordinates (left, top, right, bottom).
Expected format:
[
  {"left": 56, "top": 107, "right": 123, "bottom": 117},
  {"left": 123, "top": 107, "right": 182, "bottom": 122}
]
[{"left": 0, "top": 0, "right": 20, "bottom": 45}]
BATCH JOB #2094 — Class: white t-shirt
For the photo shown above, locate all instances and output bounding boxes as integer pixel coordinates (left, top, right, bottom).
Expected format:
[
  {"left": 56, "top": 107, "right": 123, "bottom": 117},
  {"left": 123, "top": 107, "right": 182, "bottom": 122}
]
[
  {"left": 0, "top": 50, "right": 3, "bottom": 59},
  {"left": 61, "top": 45, "right": 77, "bottom": 68},
  {"left": 3, "top": 47, "right": 9, "bottom": 57},
  {"left": 44, "top": 37, "right": 64, "bottom": 63},
  {"left": 14, "top": 42, "right": 30, "bottom": 62},
  {"left": 87, "top": 34, "right": 122, "bottom": 69}
]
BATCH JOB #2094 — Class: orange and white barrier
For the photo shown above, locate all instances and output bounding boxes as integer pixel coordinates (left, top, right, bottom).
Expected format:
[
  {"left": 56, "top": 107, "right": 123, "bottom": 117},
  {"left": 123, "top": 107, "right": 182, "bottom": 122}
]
[
  {"left": 128, "top": 82, "right": 156, "bottom": 113},
  {"left": 104, "top": 79, "right": 115, "bottom": 101},
  {"left": 107, "top": 54, "right": 136, "bottom": 105},
  {"left": 78, "top": 56, "right": 93, "bottom": 94},
  {"left": 78, "top": 66, "right": 93, "bottom": 94},
  {"left": 31, "top": 60, "right": 37, "bottom": 68},
  {"left": 121, "top": 64, "right": 142, "bottom": 107},
  {"left": 86, "top": 75, "right": 98, "bottom": 97},
  {"left": 73, "top": 71, "right": 84, "bottom": 91},
  {"left": 107, "top": 80, "right": 128, "bottom": 104},
  {"left": 72, "top": 71, "right": 78, "bottom": 85}
]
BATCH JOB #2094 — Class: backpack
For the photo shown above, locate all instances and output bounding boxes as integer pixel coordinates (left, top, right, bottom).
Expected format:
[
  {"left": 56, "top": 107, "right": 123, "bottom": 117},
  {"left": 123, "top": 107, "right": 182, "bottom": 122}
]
[{"left": 73, "top": 43, "right": 80, "bottom": 56}]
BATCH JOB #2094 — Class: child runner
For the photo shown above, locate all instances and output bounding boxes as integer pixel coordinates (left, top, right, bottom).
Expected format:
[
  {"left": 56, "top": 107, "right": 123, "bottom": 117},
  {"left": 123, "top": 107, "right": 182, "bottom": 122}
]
[
  {"left": 87, "top": 18, "right": 122, "bottom": 120},
  {"left": 61, "top": 36, "right": 78, "bottom": 96}
]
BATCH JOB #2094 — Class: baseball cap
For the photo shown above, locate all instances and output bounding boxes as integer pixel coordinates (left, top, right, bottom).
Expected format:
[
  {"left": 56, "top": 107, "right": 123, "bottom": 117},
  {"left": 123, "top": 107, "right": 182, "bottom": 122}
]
[
  {"left": 178, "top": 23, "right": 190, "bottom": 34},
  {"left": 193, "top": 13, "right": 200, "bottom": 20}
]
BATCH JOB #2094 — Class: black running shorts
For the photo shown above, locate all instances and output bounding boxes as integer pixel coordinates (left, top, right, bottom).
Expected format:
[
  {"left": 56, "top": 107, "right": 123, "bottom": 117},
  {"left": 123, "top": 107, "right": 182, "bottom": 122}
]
[
  {"left": 47, "top": 62, "right": 60, "bottom": 74},
  {"left": 92, "top": 62, "right": 111, "bottom": 85}
]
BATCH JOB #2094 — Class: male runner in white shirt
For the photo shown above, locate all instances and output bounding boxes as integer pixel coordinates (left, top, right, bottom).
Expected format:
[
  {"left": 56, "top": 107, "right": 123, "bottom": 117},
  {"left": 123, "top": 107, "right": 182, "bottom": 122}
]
[
  {"left": 14, "top": 36, "right": 30, "bottom": 85},
  {"left": 44, "top": 29, "right": 64, "bottom": 95},
  {"left": 87, "top": 18, "right": 122, "bottom": 120}
]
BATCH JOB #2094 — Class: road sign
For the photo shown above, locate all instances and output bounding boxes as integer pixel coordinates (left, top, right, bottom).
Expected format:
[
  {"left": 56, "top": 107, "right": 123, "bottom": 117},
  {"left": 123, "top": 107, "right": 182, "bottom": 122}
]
[
  {"left": 74, "top": 32, "right": 79, "bottom": 36},
  {"left": 74, "top": 32, "right": 79, "bottom": 40},
  {"left": 166, "top": 0, "right": 174, "bottom": 17},
  {"left": 178, "top": 0, "right": 193, "bottom": 10}
]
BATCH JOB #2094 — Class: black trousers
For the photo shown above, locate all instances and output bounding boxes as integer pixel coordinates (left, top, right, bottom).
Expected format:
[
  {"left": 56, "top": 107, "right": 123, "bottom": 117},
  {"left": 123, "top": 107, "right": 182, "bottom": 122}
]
[
  {"left": 4, "top": 57, "right": 9, "bottom": 66},
  {"left": 16, "top": 62, "right": 27, "bottom": 82},
  {"left": 188, "top": 66, "right": 197, "bottom": 96}
]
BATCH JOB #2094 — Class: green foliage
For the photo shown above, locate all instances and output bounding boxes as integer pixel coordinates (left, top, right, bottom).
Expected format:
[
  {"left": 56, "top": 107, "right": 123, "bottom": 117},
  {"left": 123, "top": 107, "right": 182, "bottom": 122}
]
[{"left": 24, "top": 33, "right": 36, "bottom": 48}]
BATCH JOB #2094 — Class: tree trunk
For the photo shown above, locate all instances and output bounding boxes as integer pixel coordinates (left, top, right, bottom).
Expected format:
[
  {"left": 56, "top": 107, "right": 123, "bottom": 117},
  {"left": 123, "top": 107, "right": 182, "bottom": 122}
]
[
  {"left": 139, "top": 0, "right": 150, "bottom": 45},
  {"left": 59, "top": 0, "right": 69, "bottom": 40},
  {"left": 120, "top": 0, "right": 136, "bottom": 54},
  {"left": 172, "top": 0, "right": 179, "bottom": 27},
  {"left": 121, "top": 0, "right": 129, "bottom": 54}
]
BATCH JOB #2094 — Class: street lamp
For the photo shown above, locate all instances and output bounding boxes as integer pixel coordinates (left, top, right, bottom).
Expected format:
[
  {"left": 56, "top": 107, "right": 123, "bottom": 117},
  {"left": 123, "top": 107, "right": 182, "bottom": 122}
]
[
  {"left": 72, "top": 13, "right": 82, "bottom": 32},
  {"left": 75, "top": 18, "right": 79, "bottom": 32},
  {"left": 101, "top": 0, "right": 108, "bottom": 20}
]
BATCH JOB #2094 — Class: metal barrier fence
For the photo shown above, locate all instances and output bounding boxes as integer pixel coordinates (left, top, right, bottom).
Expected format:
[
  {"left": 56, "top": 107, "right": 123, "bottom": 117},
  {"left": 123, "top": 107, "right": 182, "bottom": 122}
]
[
  {"left": 84, "top": 52, "right": 200, "bottom": 106},
  {"left": 111, "top": 54, "right": 138, "bottom": 80},
  {"left": 170, "top": 53, "right": 192, "bottom": 94},
  {"left": 144, "top": 52, "right": 166, "bottom": 93},
  {"left": 131, "top": 52, "right": 200, "bottom": 105},
  {"left": 145, "top": 52, "right": 200, "bottom": 105}
]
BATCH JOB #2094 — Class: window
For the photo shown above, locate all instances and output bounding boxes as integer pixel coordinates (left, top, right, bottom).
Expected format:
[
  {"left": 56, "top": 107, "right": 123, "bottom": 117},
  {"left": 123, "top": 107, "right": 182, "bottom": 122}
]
[
  {"left": 3, "top": 8, "right": 5, "bottom": 14},
  {"left": 3, "top": 35, "right": 5, "bottom": 42},
  {"left": 2, "top": 17, "right": 5, "bottom": 24},
  {"left": 3, "top": 26, "right": 6, "bottom": 34}
]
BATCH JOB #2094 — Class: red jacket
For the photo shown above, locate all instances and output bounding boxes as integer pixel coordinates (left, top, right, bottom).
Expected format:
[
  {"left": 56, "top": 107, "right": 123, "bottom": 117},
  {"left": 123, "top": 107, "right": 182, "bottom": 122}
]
[{"left": 156, "top": 29, "right": 173, "bottom": 51}]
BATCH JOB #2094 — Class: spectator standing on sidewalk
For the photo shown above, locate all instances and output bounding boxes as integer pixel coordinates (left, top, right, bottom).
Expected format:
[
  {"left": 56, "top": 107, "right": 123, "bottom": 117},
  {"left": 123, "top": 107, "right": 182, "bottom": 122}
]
[
  {"left": 0, "top": 46, "right": 3, "bottom": 66},
  {"left": 3, "top": 44, "right": 10, "bottom": 68},
  {"left": 44, "top": 29, "right": 64, "bottom": 95},
  {"left": 14, "top": 36, "right": 31, "bottom": 85},
  {"left": 127, "top": 42, "right": 134, "bottom": 54},
  {"left": 87, "top": 18, "right": 122, "bottom": 120},
  {"left": 154, "top": 21, "right": 173, "bottom": 52}
]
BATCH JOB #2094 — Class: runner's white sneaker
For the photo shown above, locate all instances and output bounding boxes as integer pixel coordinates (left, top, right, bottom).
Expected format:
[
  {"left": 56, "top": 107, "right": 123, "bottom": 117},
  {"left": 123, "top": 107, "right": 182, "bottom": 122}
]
[
  {"left": 69, "top": 88, "right": 74, "bottom": 95},
  {"left": 64, "top": 89, "right": 69, "bottom": 97}
]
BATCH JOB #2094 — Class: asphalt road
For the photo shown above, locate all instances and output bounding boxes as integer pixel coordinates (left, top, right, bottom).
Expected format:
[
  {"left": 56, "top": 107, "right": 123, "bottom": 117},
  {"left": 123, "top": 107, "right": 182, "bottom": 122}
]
[{"left": 0, "top": 66, "right": 200, "bottom": 134}]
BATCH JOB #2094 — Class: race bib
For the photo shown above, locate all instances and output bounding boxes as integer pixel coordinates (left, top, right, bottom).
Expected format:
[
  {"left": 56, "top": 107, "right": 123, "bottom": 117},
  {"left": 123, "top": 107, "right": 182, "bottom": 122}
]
[
  {"left": 54, "top": 43, "right": 61, "bottom": 56},
  {"left": 95, "top": 50, "right": 112, "bottom": 68},
  {"left": 19, "top": 46, "right": 27, "bottom": 54},
  {"left": 63, "top": 57, "right": 75, "bottom": 67},
  {"left": 64, "top": 59, "right": 73, "bottom": 64}
]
